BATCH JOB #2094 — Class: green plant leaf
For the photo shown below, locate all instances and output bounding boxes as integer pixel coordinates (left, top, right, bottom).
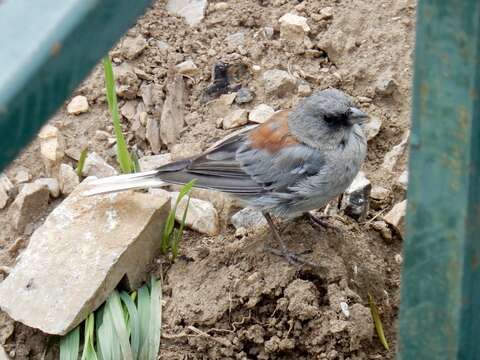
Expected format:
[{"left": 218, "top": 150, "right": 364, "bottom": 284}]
[
  {"left": 120, "top": 291, "right": 141, "bottom": 360},
  {"left": 137, "top": 285, "right": 151, "bottom": 357},
  {"left": 102, "top": 56, "right": 133, "bottom": 174},
  {"left": 368, "top": 293, "right": 389, "bottom": 351},
  {"left": 75, "top": 147, "right": 88, "bottom": 177},
  {"left": 139, "top": 278, "right": 162, "bottom": 360},
  {"left": 81, "top": 313, "right": 98, "bottom": 360},
  {"left": 106, "top": 291, "right": 133, "bottom": 360},
  {"left": 60, "top": 325, "right": 80, "bottom": 360}
]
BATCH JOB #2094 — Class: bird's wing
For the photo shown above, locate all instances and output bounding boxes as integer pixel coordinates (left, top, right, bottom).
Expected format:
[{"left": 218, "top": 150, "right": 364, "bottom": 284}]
[{"left": 157, "top": 110, "right": 325, "bottom": 196}]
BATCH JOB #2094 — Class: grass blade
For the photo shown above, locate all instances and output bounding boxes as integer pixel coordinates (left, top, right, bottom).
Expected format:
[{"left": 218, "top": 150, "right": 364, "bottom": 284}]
[
  {"left": 75, "top": 147, "right": 88, "bottom": 177},
  {"left": 60, "top": 325, "right": 80, "bottom": 360},
  {"left": 102, "top": 56, "right": 133, "bottom": 174},
  {"left": 81, "top": 313, "right": 98, "bottom": 360},
  {"left": 368, "top": 293, "right": 389, "bottom": 351},
  {"left": 106, "top": 291, "right": 133, "bottom": 360},
  {"left": 147, "top": 277, "right": 162, "bottom": 360},
  {"left": 120, "top": 291, "right": 141, "bottom": 360},
  {"left": 137, "top": 285, "right": 150, "bottom": 357}
]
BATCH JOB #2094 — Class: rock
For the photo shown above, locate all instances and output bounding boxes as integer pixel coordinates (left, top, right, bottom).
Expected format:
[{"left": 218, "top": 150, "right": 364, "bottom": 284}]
[
  {"left": 235, "top": 88, "right": 254, "bottom": 104},
  {"left": 263, "top": 26, "right": 275, "bottom": 39},
  {"left": 371, "top": 220, "right": 392, "bottom": 241},
  {"left": 139, "top": 83, "right": 154, "bottom": 108},
  {"left": 231, "top": 207, "right": 267, "bottom": 231},
  {"left": 383, "top": 200, "right": 407, "bottom": 235},
  {"left": 120, "top": 100, "right": 137, "bottom": 121},
  {"left": 0, "top": 311, "right": 14, "bottom": 345},
  {"left": 348, "top": 304, "right": 374, "bottom": 351},
  {"left": 397, "top": 170, "right": 408, "bottom": 190},
  {"left": 0, "top": 344, "right": 9, "bottom": 360},
  {"left": 66, "top": 95, "right": 89, "bottom": 115},
  {"left": 341, "top": 171, "right": 372, "bottom": 221},
  {"left": 375, "top": 74, "right": 398, "bottom": 96},
  {"left": 82, "top": 152, "right": 117, "bottom": 178},
  {"left": 120, "top": 35, "right": 147, "bottom": 59},
  {"left": 0, "top": 181, "right": 170, "bottom": 335},
  {"left": 14, "top": 167, "right": 31, "bottom": 184},
  {"left": 222, "top": 109, "right": 248, "bottom": 129},
  {"left": 370, "top": 185, "right": 389, "bottom": 200},
  {"left": 394, "top": 253, "right": 403, "bottom": 265},
  {"left": 59, "top": 164, "right": 80, "bottom": 195},
  {"left": 0, "top": 175, "right": 15, "bottom": 209},
  {"left": 360, "top": 117, "right": 382, "bottom": 141},
  {"left": 38, "top": 125, "right": 65, "bottom": 175},
  {"left": 263, "top": 69, "right": 297, "bottom": 97},
  {"left": 34, "top": 178, "right": 60, "bottom": 198},
  {"left": 115, "top": 62, "right": 141, "bottom": 99},
  {"left": 202, "top": 62, "right": 230, "bottom": 102},
  {"left": 160, "top": 75, "right": 186, "bottom": 147},
  {"left": 211, "top": 2, "right": 229, "bottom": 11},
  {"left": 151, "top": 189, "right": 219, "bottom": 236},
  {"left": 175, "top": 60, "right": 199, "bottom": 76},
  {"left": 226, "top": 32, "right": 246, "bottom": 50},
  {"left": 382, "top": 131, "right": 409, "bottom": 171},
  {"left": 146, "top": 117, "right": 161, "bottom": 154},
  {"left": 298, "top": 83, "right": 312, "bottom": 96},
  {"left": 319, "top": 7, "right": 334, "bottom": 19},
  {"left": 249, "top": 104, "right": 275, "bottom": 124},
  {"left": 166, "top": 0, "right": 207, "bottom": 26},
  {"left": 171, "top": 142, "right": 203, "bottom": 160},
  {"left": 9, "top": 182, "right": 49, "bottom": 232},
  {"left": 138, "top": 154, "right": 172, "bottom": 171},
  {"left": 94, "top": 130, "right": 111, "bottom": 141},
  {"left": 278, "top": 13, "right": 310, "bottom": 43}
]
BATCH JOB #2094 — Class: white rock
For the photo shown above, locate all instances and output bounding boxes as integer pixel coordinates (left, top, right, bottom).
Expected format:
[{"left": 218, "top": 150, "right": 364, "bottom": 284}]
[
  {"left": 160, "top": 75, "right": 185, "bottom": 148},
  {"left": 0, "top": 181, "right": 170, "bottom": 335},
  {"left": 67, "top": 95, "right": 89, "bottom": 115},
  {"left": 370, "top": 185, "right": 390, "bottom": 200},
  {"left": 397, "top": 170, "right": 408, "bottom": 190},
  {"left": 341, "top": 171, "right": 371, "bottom": 221},
  {"left": 223, "top": 109, "right": 248, "bottom": 129},
  {"left": 394, "top": 253, "right": 403, "bottom": 264},
  {"left": 298, "top": 83, "right": 312, "bottom": 96},
  {"left": 14, "top": 167, "right": 31, "bottom": 184},
  {"left": 38, "top": 125, "right": 65, "bottom": 174},
  {"left": 146, "top": 117, "right": 162, "bottom": 154},
  {"left": 278, "top": 13, "right": 310, "bottom": 42},
  {"left": 263, "top": 69, "right": 297, "bottom": 96},
  {"left": 120, "top": 35, "right": 147, "bottom": 59},
  {"left": 59, "top": 164, "right": 80, "bottom": 195},
  {"left": 151, "top": 189, "right": 219, "bottom": 236},
  {"left": 249, "top": 104, "right": 275, "bottom": 124},
  {"left": 319, "top": 7, "right": 334, "bottom": 19},
  {"left": 361, "top": 117, "right": 382, "bottom": 141},
  {"left": 0, "top": 189, "right": 8, "bottom": 209},
  {"left": 175, "top": 60, "right": 199, "bottom": 76},
  {"left": 9, "top": 182, "right": 50, "bottom": 232},
  {"left": 0, "top": 174, "right": 15, "bottom": 209},
  {"left": 166, "top": 0, "right": 207, "bottom": 26},
  {"left": 34, "top": 178, "right": 60, "bottom": 198},
  {"left": 138, "top": 154, "right": 172, "bottom": 171},
  {"left": 83, "top": 152, "right": 118, "bottom": 178},
  {"left": 212, "top": 2, "right": 229, "bottom": 11},
  {"left": 226, "top": 32, "right": 246, "bottom": 49},
  {"left": 382, "top": 131, "right": 410, "bottom": 171},
  {"left": 114, "top": 62, "right": 141, "bottom": 100},
  {"left": 120, "top": 100, "right": 137, "bottom": 121},
  {"left": 384, "top": 200, "right": 407, "bottom": 235},
  {"left": 231, "top": 207, "right": 267, "bottom": 231}
]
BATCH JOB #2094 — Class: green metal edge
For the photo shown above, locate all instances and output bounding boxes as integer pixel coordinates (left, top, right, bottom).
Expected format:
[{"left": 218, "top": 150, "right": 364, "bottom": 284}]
[
  {"left": 399, "top": 1, "right": 480, "bottom": 359},
  {"left": 0, "top": 0, "right": 153, "bottom": 172}
]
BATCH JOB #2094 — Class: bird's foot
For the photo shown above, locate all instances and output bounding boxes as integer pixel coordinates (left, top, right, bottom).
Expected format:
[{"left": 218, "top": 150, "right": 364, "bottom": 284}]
[
  {"left": 305, "top": 212, "right": 335, "bottom": 230},
  {"left": 264, "top": 245, "right": 319, "bottom": 268}
]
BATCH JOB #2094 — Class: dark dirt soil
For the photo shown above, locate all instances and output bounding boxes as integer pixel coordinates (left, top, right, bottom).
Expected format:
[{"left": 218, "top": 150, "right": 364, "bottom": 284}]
[{"left": 0, "top": 0, "right": 414, "bottom": 358}]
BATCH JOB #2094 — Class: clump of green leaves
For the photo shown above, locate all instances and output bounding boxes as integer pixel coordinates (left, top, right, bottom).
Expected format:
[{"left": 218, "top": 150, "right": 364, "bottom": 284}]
[
  {"left": 60, "top": 277, "right": 162, "bottom": 360},
  {"left": 368, "top": 293, "right": 389, "bottom": 351},
  {"left": 102, "top": 56, "right": 135, "bottom": 174},
  {"left": 161, "top": 180, "right": 196, "bottom": 260}
]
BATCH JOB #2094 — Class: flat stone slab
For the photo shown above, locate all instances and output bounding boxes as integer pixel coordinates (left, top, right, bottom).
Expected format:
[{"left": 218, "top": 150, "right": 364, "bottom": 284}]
[{"left": 0, "top": 180, "right": 169, "bottom": 335}]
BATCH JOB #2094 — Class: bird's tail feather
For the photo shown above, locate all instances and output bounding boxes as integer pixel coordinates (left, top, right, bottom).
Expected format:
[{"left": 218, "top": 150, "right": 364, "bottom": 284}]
[{"left": 82, "top": 170, "right": 166, "bottom": 196}]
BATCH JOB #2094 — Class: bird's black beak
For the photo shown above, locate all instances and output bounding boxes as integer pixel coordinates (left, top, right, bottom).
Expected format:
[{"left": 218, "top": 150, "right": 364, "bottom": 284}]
[{"left": 348, "top": 107, "right": 369, "bottom": 125}]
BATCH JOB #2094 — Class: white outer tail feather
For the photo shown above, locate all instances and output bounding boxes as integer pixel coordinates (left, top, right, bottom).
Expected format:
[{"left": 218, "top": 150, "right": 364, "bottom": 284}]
[{"left": 82, "top": 170, "right": 166, "bottom": 196}]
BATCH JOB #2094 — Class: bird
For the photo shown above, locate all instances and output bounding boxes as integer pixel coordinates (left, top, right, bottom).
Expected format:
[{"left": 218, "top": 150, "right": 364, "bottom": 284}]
[{"left": 84, "top": 89, "right": 368, "bottom": 265}]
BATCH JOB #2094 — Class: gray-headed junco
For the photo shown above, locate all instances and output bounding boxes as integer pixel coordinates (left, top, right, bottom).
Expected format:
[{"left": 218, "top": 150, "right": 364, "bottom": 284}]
[{"left": 85, "top": 89, "right": 368, "bottom": 264}]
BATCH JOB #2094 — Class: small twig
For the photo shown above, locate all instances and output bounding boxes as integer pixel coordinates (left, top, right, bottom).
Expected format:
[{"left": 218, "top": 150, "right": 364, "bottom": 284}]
[
  {"left": 187, "top": 326, "right": 231, "bottom": 347},
  {"left": 362, "top": 208, "right": 388, "bottom": 225},
  {"left": 231, "top": 310, "right": 251, "bottom": 331}
]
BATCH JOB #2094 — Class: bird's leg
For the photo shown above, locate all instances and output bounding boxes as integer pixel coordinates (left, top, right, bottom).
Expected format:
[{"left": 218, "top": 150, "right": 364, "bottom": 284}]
[
  {"left": 262, "top": 212, "right": 319, "bottom": 268},
  {"left": 306, "top": 212, "right": 334, "bottom": 229}
]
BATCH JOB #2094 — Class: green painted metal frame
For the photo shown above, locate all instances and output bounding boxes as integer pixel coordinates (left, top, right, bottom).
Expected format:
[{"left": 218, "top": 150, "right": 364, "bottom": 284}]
[
  {"left": 0, "top": 0, "right": 153, "bottom": 172},
  {"left": 399, "top": 1, "right": 480, "bottom": 359}
]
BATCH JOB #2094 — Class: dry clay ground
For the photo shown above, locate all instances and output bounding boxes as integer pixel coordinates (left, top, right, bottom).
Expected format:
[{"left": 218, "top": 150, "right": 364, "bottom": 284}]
[{"left": 0, "top": 0, "right": 415, "bottom": 358}]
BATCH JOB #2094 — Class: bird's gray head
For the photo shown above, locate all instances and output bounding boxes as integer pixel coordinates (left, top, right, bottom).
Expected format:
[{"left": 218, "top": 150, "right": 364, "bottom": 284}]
[{"left": 288, "top": 89, "right": 368, "bottom": 149}]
